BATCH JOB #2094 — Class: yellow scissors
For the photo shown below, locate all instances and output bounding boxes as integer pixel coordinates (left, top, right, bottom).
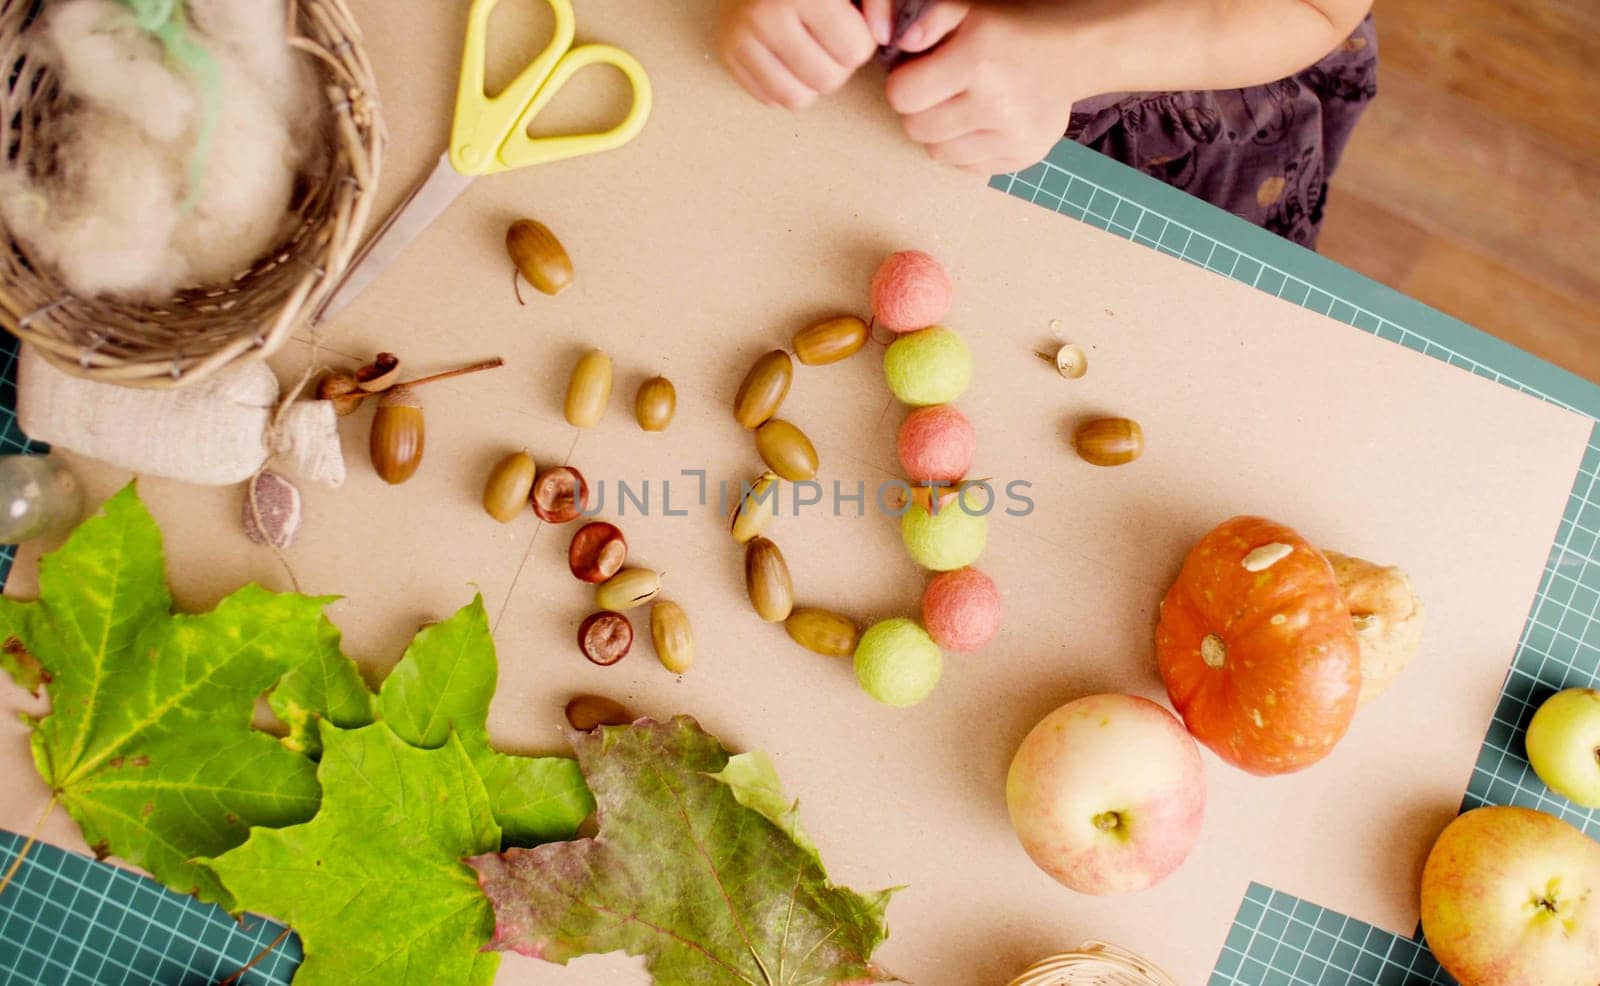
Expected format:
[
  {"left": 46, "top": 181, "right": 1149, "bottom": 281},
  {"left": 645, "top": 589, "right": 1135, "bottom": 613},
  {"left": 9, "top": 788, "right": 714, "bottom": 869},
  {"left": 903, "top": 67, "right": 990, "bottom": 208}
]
[{"left": 322, "top": 0, "right": 652, "bottom": 319}]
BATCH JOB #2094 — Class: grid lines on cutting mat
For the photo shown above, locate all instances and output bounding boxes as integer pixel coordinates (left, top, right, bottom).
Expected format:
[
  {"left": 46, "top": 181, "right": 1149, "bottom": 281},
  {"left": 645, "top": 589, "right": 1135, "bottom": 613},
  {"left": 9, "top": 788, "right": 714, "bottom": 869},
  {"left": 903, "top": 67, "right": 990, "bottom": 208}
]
[
  {"left": 0, "top": 831, "right": 297, "bottom": 986},
  {"left": 993, "top": 146, "right": 1600, "bottom": 984},
  {"left": 1213, "top": 885, "right": 1451, "bottom": 985},
  {"left": 1, "top": 140, "right": 1598, "bottom": 985}
]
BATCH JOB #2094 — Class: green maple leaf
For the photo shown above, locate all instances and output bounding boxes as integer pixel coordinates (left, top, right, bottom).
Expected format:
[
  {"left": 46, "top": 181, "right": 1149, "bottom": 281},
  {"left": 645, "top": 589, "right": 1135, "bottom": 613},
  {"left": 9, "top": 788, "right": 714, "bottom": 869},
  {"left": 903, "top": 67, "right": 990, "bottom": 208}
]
[
  {"left": 709, "top": 751, "right": 820, "bottom": 857},
  {"left": 469, "top": 717, "right": 898, "bottom": 985},
  {"left": 270, "top": 595, "right": 593, "bottom": 846},
  {"left": 0, "top": 593, "right": 46, "bottom": 694},
  {"left": 205, "top": 722, "right": 503, "bottom": 986},
  {"left": 267, "top": 615, "right": 374, "bottom": 759},
  {"left": 0, "top": 485, "right": 329, "bottom": 906}
]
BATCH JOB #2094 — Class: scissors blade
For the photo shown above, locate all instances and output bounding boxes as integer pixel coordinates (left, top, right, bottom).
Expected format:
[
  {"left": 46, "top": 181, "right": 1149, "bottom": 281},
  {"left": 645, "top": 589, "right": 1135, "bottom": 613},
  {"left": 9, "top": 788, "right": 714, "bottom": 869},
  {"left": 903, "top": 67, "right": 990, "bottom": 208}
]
[{"left": 317, "top": 153, "right": 476, "bottom": 323}]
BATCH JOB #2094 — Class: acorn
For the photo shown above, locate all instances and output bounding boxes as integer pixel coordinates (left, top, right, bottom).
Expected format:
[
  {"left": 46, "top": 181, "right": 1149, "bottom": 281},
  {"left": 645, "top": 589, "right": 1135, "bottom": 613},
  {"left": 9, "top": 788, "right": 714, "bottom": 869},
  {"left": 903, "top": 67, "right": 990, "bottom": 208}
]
[
  {"left": 1074, "top": 417, "right": 1143, "bottom": 467},
  {"left": 370, "top": 387, "right": 424, "bottom": 484},
  {"left": 744, "top": 537, "right": 793, "bottom": 622},
  {"left": 482, "top": 451, "right": 536, "bottom": 522},
  {"left": 634, "top": 376, "right": 676, "bottom": 432},
  {"left": 564, "top": 350, "right": 612, "bottom": 428},
  {"left": 507, "top": 219, "right": 574, "bottom": 297}
]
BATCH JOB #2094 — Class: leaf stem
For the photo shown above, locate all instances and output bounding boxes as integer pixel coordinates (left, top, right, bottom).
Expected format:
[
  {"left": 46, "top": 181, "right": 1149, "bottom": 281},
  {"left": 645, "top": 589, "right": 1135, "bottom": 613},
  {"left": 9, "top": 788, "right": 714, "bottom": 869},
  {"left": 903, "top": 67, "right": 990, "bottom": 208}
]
[{"left": 0, "top": 794, "right": 57, "bottom": 898}]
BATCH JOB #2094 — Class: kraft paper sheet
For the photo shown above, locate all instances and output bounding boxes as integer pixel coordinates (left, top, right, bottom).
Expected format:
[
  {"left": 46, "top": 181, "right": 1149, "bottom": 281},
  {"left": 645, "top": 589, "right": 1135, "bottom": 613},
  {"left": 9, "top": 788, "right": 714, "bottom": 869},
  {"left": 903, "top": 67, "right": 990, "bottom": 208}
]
[{"left": 1, "top": 2, "right": 1592, "bottom": 982}]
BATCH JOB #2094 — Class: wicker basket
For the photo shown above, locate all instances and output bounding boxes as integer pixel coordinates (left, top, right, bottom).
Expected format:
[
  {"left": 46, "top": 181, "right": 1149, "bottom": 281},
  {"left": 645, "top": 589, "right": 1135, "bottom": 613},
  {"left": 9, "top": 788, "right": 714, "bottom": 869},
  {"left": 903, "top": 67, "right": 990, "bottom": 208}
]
[
  {"left": 1007, "top": 942, "right": 1178, "bottom": 986},
  {"left": 0, "top": 0, "right": 383, "bottom": 387}
]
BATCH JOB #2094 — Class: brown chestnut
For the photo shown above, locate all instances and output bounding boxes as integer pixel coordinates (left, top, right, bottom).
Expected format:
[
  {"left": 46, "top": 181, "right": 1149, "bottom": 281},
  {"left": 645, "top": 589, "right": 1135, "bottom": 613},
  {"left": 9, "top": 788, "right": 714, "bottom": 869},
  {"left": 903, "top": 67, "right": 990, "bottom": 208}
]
[
  {"left": 564, "top": 694, "right": 633, "bottom": 731},
  {"left": 577, "top": 612, "right": 632, "bottom": 666},
  {"left": 569, "top": 522, "right": 628, "bottom": 583},
  {"left": 532, "top": 466, "right": 589, "bottom": 523}
]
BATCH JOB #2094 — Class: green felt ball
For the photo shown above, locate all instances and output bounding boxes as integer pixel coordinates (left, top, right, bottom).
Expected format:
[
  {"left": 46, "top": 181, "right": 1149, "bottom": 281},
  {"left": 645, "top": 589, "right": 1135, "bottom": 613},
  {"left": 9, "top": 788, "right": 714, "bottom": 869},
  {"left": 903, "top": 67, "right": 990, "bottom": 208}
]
[
  {"left": 883, "top": 327, "right": 972, "bottom": 406},
  {"left": 900, "top": 496, "right": 988, "bottom": 571},
  {"left": 854, "top": 618, "right": 943, "bottom": 707}
]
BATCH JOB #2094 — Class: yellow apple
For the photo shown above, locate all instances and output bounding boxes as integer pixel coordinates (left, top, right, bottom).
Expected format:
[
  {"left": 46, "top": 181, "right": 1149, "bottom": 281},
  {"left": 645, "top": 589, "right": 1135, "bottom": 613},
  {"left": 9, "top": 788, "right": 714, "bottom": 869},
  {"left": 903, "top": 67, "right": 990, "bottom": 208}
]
[
  {"left": 1421, "top": 806, "right": 1600, "bottom": 986},
  {"left": 1005, "top": 693, "right": 1206, "bottom": 895},
  {"left": 1527, "top": 689, "right": 1600, "bottom": 808}
]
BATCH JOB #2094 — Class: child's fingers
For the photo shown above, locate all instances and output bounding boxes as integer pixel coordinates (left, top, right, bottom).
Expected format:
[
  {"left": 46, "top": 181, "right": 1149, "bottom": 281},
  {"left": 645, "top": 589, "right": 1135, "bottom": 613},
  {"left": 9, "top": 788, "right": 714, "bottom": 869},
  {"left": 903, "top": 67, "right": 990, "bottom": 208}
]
[
  {"left": 860, "top": 0, "right": 893, "bottom": 46},
  {"left": 738, "top": 40, "right": 819, "bottom": 110},
  {"left": 884, "top": 33, "right": 977, "bottom": 114},
  {"left": 725, "top": 54, "right": 778, "bottom": 107},
  {"left": 778, "top": 35, "right": 851, "bottom": 94},
  {"left": 900, "top": 92, "right": 983, "bottom": 145},
  {"left": 800, "top": 0, "right": 877, "bottom": 68},
  {"left": 884, "top": 61, "right": 963, "bottom": 116},
  {"left": 896, "top": 1, "right": 971, "bottom": 53},
  {"left": 925, "top": 130, "right": 1006, "bottom": 167},
  {"left": 753, "top": 9, "right": 851, "bottom": 94}
]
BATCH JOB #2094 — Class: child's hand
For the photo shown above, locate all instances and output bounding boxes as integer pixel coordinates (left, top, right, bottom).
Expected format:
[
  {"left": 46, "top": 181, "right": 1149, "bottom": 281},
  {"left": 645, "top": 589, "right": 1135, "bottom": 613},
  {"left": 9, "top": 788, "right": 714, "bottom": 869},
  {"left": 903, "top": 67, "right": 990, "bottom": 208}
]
[
  {"left": 718, "top": 0, "right": 879, "bottom": 111},
  {"left": 859, "top": 0, "right": 971, "bottom": 54},
  {"left": 884, "top": 4, "right": 1082, "bottom": 175}
]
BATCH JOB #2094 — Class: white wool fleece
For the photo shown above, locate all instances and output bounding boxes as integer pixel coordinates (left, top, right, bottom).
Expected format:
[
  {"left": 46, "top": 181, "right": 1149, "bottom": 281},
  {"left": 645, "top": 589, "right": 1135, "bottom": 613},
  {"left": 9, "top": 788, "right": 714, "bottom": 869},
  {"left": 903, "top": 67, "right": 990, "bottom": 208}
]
[
  {"left": 0, "top": 0, "right": 324, "bottom": 300},
  {"left": 0, "top": 112, "right": 184, "bottom": 297}
]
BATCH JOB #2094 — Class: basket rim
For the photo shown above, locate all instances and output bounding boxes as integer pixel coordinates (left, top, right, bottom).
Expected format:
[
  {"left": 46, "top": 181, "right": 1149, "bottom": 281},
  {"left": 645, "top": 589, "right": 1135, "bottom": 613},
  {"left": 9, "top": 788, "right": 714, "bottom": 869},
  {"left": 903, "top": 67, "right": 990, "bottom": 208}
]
[{"left": 1006, "top": 941, "right": 1179, "bottom": 986}]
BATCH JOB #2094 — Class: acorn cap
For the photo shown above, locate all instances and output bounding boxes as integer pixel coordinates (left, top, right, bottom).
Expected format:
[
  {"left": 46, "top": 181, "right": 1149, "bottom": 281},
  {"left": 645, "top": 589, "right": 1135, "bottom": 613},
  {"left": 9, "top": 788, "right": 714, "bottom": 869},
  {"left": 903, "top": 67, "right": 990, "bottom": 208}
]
[
  {"left": 379, "top": 386, "right": 421, "bottom": 409},
  {"left": 355, "top": 353, "right": 402, "bottom": 392}
]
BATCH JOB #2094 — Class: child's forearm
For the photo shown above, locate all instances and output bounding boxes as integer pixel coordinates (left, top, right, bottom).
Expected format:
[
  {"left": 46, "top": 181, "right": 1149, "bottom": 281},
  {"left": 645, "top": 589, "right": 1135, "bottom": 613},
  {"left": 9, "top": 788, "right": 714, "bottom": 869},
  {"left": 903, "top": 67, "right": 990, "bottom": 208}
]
[{"left": 1055, "top": 0, "right": 1372, "bottom": 97}]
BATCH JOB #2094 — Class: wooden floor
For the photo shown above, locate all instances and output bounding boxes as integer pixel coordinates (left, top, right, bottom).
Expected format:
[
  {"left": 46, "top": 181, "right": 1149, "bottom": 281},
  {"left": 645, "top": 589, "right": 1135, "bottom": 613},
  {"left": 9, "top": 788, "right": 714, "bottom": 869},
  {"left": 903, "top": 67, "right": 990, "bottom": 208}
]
[{"left": 1318, "top": 0, "right": 1600, "bottom": 383}]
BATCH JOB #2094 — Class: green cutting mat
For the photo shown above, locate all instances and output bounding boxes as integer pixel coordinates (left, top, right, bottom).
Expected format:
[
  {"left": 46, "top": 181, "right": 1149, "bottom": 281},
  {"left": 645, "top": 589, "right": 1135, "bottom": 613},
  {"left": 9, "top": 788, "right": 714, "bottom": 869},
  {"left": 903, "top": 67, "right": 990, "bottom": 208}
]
[
  {"left": 0, "top": 832, "right": 299, "bottom": 986},
  {"left": 4, "top": 138, "right": 1600, "bottom": 985}
]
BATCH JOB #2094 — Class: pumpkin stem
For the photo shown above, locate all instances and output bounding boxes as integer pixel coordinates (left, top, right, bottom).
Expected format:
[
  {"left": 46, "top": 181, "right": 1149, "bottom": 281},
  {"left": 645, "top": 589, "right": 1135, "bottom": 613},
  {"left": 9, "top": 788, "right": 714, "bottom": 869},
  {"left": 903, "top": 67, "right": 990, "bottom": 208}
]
[{"left": 1201, "top": 634, "right": 1227, "bottom": 669}]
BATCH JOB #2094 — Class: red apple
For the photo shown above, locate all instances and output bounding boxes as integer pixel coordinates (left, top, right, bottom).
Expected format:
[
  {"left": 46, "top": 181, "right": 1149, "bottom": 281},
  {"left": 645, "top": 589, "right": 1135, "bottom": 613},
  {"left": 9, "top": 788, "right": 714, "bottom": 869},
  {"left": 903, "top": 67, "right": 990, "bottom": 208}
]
[
  {"left": 1422, "top": 806, "right": 1600, "bottom": 986},
  {"left": 1005, "top": 694, "right": 1206, "bottom": 895}
]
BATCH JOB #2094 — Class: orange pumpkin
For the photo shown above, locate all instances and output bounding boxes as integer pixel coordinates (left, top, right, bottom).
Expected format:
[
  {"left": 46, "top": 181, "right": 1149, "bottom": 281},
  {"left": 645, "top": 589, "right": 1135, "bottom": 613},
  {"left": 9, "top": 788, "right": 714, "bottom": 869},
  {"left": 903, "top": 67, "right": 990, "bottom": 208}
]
[{"left": 1157, "top": 516, "right": 1361, "bottom": 775}]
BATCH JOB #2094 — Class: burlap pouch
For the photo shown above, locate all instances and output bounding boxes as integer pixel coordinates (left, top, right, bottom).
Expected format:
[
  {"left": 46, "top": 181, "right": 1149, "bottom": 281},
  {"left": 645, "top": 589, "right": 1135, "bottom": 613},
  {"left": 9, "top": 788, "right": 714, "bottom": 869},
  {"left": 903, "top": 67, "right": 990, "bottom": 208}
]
[{"left": 18, "top": 346, "right": 344, "bottom": 486}]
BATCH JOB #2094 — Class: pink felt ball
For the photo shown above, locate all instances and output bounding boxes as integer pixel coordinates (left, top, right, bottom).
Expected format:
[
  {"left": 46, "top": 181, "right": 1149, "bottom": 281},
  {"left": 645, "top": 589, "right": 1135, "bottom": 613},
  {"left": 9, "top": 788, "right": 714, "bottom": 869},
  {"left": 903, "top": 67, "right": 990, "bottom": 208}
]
[
  {"left": 922, "top": 567, "right": 1002, "bottom": 652},
  {"left": 871, "top": 250, "right": 953, "bottom": 333},
  {"left": 897, "top": 405, "right": 976, "bottom": 484}
]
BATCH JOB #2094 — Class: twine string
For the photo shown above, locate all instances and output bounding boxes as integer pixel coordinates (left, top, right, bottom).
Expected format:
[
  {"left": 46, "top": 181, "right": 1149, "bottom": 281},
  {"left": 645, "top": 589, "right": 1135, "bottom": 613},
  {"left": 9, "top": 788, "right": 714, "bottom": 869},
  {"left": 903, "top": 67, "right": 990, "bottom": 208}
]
[{"left": 246, "top": 329, "right": 327, "bottom": 596}]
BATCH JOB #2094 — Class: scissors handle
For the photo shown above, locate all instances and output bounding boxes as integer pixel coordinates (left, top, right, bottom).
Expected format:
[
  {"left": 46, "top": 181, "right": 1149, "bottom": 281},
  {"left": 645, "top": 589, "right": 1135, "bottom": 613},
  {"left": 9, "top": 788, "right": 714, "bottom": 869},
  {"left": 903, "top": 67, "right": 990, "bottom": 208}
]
[
  {"left": 450, "top": 0, "right": 652, "bottom": 175},
  {"left": 496, "top": 43, "right": 652, "bottom": 171},
  {"left": 451, "top": 0, "right": 574, "bottom": 175}
]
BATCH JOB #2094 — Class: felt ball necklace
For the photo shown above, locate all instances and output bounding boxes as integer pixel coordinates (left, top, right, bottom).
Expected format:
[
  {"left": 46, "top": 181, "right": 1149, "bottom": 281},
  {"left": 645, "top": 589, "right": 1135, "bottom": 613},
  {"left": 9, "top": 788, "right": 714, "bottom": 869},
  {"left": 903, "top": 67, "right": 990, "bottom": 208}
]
[{"left": 729, "top": 250, "right": 1003, "bottom": 708}]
